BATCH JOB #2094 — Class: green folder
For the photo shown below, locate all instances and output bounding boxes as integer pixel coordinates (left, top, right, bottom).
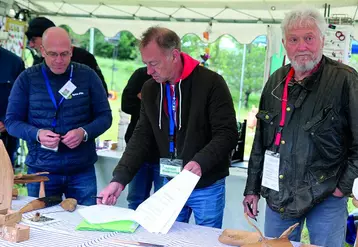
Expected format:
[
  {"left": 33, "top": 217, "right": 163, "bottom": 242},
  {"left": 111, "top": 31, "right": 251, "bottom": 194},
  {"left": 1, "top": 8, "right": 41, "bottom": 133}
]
[{"left": 76, "top": 219, "right": 139, "bottom": 233}]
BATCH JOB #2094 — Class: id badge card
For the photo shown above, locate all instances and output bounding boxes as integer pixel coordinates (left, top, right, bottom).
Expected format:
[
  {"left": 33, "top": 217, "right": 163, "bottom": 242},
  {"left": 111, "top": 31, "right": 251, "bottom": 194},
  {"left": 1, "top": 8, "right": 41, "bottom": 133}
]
[
  {"left": 160, "top": 158, "right": 183, "bottom": 178},
  {"left": 59, "top": 80, "right": 76, "bottom": 99},
  {"left": 41, "top": 144, "right": 58, "bottom": 152},
  {"left": 261, "top": 150, "right": 280, "bottom": 192}
]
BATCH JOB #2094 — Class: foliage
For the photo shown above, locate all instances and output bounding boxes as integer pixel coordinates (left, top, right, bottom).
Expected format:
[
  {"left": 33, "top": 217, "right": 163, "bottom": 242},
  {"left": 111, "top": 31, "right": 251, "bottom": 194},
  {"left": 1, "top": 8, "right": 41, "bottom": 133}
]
[
  {"left": 60, "top": 25, "right": 138, "bottom": 60},
  {"left": 182, "top": 34, "right": 265, "bottom": 110},
  {"left": 60, "top": 27, "right": 266, "bottom": 110}
]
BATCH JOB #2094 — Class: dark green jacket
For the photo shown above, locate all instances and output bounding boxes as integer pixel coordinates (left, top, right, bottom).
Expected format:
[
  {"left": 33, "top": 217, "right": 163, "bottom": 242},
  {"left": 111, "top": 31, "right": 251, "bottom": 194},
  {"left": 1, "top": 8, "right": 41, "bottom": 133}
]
[{"left": 244, "top": 56, "right": 358, "bottom": 218}]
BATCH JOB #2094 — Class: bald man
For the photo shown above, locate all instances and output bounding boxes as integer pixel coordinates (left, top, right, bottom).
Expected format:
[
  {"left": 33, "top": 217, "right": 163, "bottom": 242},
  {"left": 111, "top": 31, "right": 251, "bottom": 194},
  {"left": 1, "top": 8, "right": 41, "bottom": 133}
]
[{"left": 5, "top": 27, "right": 112, "bottom": 205}]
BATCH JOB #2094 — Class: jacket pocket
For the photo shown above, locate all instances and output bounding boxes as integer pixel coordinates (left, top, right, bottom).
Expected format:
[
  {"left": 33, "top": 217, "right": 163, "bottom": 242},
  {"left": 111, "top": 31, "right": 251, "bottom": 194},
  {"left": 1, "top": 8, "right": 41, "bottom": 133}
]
[
  {"left": 302, "top": 105, "right": 345, "bottom": 161},
  {"left": 256, "top": 110, "right": 279, "bottom": 148}
]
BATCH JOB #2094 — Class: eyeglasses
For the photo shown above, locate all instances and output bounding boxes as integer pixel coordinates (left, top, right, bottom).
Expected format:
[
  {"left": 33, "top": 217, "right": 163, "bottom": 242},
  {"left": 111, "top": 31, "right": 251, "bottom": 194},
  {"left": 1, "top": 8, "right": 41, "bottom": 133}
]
[
  {"left": 271, "top": 76, "right": 287, "bottom": 102},
  {"left": 42, "top": 46, "right": 72, "bottom": 59}
]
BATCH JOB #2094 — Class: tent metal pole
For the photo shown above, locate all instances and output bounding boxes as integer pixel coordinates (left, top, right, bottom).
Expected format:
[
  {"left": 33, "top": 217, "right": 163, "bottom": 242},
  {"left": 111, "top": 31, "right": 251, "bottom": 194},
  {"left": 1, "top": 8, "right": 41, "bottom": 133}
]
[
  {"left": 238, "top": 44, "right": 246, "bottom": 121},
  {"left": 89, "top": 27, "right": 95, "bottom": 54}
]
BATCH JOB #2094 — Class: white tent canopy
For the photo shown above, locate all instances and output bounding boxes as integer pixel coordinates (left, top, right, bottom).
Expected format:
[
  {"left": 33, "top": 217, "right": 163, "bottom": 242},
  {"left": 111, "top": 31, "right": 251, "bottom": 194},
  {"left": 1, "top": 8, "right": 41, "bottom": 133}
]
[{"left": 13, "top": 0, "right": 358, "bottom": 43}]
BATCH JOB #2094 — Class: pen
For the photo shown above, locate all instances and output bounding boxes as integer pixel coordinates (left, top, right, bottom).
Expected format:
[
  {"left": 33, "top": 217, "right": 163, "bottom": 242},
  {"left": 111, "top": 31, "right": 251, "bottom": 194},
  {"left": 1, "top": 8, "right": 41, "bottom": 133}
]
[
  {"left": 112, "top": 239, "right": 165, "bottom": 247},
  {"left": 246, "top": 202, "right": 257, "bottom": 222},
  {"left": 91, "top": 196, "right": 103, "bottom": 200}
]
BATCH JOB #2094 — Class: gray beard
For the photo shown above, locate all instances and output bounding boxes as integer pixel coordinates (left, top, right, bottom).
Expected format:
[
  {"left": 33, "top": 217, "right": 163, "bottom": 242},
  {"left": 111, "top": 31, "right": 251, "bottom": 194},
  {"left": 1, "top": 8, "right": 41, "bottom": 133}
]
[{"left": 290, "top": 55, "right": 322, "bottom": 73}]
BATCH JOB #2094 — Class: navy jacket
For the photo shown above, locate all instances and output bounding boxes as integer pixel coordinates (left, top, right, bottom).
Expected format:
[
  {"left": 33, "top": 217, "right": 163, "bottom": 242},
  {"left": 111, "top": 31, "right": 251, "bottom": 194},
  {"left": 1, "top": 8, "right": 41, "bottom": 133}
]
[
  {"left": 5, "top": 62, "right": 112, "bottom": 174},
  {"left": 0, "top": 47, "right": 25, "bottom": 121}
]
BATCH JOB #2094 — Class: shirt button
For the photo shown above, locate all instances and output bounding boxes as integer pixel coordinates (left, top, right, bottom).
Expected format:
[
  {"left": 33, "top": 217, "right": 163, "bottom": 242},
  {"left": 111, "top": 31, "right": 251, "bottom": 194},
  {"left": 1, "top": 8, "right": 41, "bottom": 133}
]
[
  {"left": 281, "top": 140, "right": 285, "bottom": 145},
  {"left": 279, "top": 174, "right": 284, "bottom": 179},
  {"left": 279, "top": 207, "right": 285, "bottom": 213},
  {"left": 286, "top": 107, "right": 291, "bottom": 112}
]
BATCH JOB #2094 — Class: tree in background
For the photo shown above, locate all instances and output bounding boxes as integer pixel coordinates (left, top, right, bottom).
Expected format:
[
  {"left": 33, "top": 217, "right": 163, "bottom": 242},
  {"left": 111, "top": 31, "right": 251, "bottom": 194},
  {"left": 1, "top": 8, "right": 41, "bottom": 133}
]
[
  {"left": 61, "top": 25, "right": 138, "bottom": 60},
  {"left": 182, "top": 34, "right": 265, "bottom": 109},
  {"left": 242, "top": 44, "right": 265, "bottom": 108},
  {"left": 61, "top": 26, "right": 266, "bottom": 109}
]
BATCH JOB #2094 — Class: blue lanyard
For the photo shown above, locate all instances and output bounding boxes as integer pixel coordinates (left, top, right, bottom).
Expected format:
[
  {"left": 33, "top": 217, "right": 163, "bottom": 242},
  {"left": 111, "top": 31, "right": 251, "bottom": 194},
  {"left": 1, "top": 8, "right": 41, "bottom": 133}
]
[
  {"left": 41, "top": 64, "right": 73, "bottom": 128},
  {"left": 166, "top": 83, "right": 176, "bottom": 157}
]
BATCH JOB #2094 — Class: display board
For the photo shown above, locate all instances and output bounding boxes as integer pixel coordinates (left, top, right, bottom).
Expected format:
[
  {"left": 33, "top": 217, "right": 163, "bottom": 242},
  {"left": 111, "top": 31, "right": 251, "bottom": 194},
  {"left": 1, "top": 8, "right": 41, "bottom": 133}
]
[
  {"left": 0, "top": 17, "right": 26, "bottom": 58},
  {"left": 323, "top": 24, "right": 352, "bottom": 64}
]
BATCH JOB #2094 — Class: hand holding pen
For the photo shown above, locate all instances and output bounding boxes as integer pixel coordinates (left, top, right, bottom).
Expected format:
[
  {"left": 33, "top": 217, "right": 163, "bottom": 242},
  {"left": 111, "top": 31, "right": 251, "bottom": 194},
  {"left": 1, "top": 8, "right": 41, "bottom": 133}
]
[{"left": 243, "top": 195, "right": 259, "bottom": 221}]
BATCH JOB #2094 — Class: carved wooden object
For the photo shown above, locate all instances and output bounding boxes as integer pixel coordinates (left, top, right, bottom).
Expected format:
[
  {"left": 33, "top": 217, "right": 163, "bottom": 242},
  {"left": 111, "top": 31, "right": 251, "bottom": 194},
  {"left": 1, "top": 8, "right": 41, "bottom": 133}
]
[
  {"left": 0, "top": 224, "right": 30, "bottom": 242},
  {"left": 0, "top": 140, "right": 30, "bottom": 243},
  {"left": 0, "top": 140, "right": 13, "bottom": 212}
]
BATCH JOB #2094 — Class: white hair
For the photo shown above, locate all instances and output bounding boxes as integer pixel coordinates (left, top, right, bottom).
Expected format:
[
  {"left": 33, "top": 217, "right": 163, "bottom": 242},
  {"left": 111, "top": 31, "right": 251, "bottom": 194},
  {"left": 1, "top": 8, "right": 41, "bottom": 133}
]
[{"left": 281, "top": 6, "right": 327, "bottom": 40}]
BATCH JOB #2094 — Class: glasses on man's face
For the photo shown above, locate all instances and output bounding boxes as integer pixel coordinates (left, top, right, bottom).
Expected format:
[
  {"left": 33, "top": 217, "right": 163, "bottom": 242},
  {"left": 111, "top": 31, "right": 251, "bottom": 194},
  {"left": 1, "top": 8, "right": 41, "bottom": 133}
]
[{"left": 42, "top": 46, "right": 72, "bottom": 59}]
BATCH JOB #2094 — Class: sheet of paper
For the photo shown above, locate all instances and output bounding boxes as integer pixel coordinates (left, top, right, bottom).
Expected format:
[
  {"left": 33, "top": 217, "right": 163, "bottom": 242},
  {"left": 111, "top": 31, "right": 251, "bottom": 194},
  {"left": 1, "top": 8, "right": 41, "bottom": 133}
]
[
  {"left": 133, "top": 170, "right": 200, "bottom": 234},
  {"left": 78, "top": 205, "right": 135, "bottom": 224},
  {"left": 159, "top": 172, "right": 200, "bottom": 234},
  {"left": 262, "top": 150, "right": 280, "bottom": 192}
]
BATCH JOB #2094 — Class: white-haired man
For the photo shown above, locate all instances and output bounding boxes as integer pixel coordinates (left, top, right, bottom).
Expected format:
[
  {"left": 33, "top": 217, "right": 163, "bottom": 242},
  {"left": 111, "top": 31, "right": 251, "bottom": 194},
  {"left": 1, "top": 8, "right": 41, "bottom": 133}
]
[{"left": 243, "top": 7, "right": 358, "bottom": 247}]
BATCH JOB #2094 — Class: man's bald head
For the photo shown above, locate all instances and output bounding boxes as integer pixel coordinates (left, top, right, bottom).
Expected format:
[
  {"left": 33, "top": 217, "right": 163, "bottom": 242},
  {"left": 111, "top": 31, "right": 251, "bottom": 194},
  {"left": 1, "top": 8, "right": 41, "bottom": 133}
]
[
  {"left": 42, "top": 27, "right": 71, "bottom": 49},
  {"left": 40, "top": 27, "right": 73, "bottom": 74}
]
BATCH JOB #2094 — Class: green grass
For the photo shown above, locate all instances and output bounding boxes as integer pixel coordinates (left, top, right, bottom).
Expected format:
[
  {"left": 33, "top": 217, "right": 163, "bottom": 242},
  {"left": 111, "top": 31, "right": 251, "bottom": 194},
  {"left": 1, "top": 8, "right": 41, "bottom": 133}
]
[
  {"left": 90, "top": 57, "right": 143, "bottom": 142},
  {"left": 14, "top": 184, "right": 28, "bottom": 196},
  {"left": 100, "top": 99, "right": 121, "bottom": 141}
]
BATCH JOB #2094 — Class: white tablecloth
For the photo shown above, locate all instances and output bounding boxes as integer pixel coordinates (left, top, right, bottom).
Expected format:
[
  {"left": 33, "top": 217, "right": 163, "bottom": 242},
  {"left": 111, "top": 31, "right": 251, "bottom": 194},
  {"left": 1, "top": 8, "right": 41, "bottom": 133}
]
[{"left": 1, "top": 196, "right": 305, "bottom": 247}]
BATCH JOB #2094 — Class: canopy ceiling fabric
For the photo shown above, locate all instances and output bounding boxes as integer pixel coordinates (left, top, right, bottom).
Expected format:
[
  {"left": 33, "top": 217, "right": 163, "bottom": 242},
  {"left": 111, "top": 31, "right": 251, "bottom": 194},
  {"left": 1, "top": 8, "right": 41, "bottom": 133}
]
[{"left": 13, "top": 0, "right": 358, "bottom": 43}]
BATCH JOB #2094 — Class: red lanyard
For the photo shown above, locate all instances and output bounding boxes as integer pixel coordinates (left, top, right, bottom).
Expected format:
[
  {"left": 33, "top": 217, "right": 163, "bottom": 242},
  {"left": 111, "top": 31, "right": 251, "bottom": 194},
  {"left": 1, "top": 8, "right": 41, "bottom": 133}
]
[{"left": 274, "top": 68, "right": 294, "bottom": 147}]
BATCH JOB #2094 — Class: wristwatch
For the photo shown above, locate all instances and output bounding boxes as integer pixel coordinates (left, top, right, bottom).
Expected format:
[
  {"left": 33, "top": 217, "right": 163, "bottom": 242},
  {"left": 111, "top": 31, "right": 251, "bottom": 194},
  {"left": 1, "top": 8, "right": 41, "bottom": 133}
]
[{"left": 80, "top": 127, "right": 88, "bottom": 142}]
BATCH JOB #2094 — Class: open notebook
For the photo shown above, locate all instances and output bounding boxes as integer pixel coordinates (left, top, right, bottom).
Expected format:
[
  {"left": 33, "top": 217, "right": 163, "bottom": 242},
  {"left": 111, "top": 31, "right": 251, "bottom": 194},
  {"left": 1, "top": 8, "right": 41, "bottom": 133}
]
[{"left": 77, "top": 170, "right": 200, "bottom": 234}]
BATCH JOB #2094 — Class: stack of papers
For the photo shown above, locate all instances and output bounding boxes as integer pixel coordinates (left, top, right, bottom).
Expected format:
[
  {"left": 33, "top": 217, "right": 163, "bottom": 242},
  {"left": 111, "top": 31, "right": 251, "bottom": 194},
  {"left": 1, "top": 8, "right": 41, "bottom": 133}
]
[
  {"left": 77, "top": 170, "right": 200, "bottom": 234},
  {"left": 134, "top": 169, "right": 200, "bottom": 234}
]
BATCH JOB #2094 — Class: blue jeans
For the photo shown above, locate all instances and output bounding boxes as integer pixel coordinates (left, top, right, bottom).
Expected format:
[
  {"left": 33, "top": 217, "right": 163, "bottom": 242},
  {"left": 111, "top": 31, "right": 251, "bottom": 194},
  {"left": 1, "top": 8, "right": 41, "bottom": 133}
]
[
  {"left": 27, "top": 165, "right": 97, "bottom": 206},
  {"left": 127, "top": 163, "right": 163, "bottom": 210},
  {"left": 164, "top": 177, "right": 226, "bottom": 228},
  {"left": 265, "top": 195, "right": 348, "bottom": 247}
]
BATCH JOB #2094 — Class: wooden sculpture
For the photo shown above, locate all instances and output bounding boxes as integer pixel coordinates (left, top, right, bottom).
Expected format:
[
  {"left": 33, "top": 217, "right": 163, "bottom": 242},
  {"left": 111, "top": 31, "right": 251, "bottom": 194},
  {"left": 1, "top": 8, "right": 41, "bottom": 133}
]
[
  {"left": 14, "top": 172, "right": 50, "bottom": 198},
  {"left": 0, "top": 140, "right": 29, "bottom": 243},
  {"left": 0, "top": 140, "right": 13, "bottom": 212},
  {"left": 60, "top": 198, "right": 78, "bottom": 212},
  {"left": 219, "top": 213, "right": 300, "bottom": 247}
]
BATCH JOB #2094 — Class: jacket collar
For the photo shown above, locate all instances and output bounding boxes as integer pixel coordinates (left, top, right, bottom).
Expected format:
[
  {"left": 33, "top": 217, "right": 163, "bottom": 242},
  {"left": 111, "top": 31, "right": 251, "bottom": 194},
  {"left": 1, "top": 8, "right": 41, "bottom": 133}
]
[{"left": 42, "top": 61, "right": 72, "bottom": 79}]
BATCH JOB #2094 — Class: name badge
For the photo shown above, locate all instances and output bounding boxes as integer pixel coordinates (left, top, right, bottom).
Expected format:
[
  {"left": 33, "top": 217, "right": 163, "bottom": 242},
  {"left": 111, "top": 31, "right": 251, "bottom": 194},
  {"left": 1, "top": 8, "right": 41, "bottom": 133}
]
[
  {"left": 59, "top": 80, "right": 76, "bottom": 99},
  {"left": 261, "top": 150, "right": 280, "bottom": 192},
  {"left": 160, "top": 158, "right": 183, "bottom": 178}
]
